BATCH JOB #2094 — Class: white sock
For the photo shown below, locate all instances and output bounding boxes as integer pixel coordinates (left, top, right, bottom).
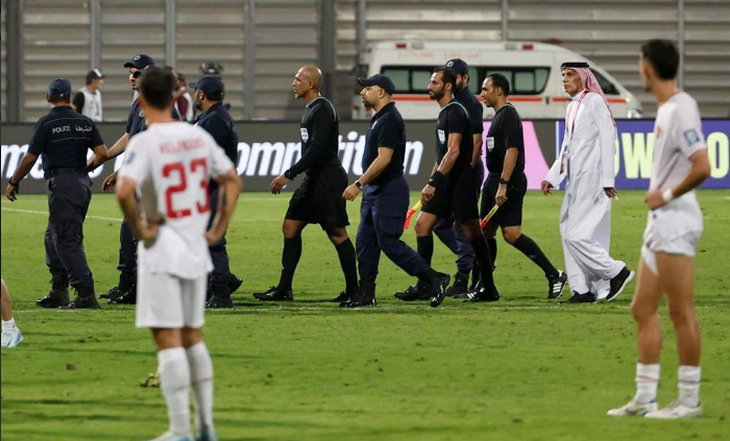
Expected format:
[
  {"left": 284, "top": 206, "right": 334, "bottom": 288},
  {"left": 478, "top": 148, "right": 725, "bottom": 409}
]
[
  {"left": 3, "top": 318, "right": 16, "bottom": 330},
  {"left": 678, "top": 365, "right": 701, "bottom": 408},
  {"left": 158, "top": 347, "right": 192, "bottom": 435},
  {"left": 634, "top": 363, "right": 660, "bottom": 403},
  {"left": 186, "top": 342, "right": 215, "bottom": 431}
]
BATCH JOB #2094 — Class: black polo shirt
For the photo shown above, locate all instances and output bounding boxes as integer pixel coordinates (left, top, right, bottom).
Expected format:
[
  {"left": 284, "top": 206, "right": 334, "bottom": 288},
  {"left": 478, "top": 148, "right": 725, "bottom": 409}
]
[
  {"left": 362, "top": 102, "right": 405, "bottom": 186},
  {"left": 436, "top": 100, "right": 471, "bottom": 171},
  {"left": 287, "top": 96, "right": 340, "bottom": 178},
  {"left": 126, "top": 98, "right": 181, "bottom": 138},
  {"left": 485, "top": 103, "right": 525, "bottom": 176},
  {"left": 27, "top": 106, "right": 104, "bottom": 172},
  {"left": 195, "top": 102, "right": 239, "bottom": 191}
]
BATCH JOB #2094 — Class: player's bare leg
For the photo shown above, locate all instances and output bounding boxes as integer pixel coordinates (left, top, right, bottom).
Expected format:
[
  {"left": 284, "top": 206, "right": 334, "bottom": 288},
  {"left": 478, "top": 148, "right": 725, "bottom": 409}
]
[
  {"left": 253, "top": 219, "right": 307, "bottom": 301},
  {"left": 1, "top": 279, "right": 23, "bottom": 348},
  {"left": 608, "top": 257, "right": 663, "bottom": 417},
  {"left": 326, "top": 227, "right": 359, "bottom": 303},
  {"left": 394, "top": 212, "right": 440, "bottom": 301},
  {"left": 645, "top": 252, "right": 702, "bottom": 419}
]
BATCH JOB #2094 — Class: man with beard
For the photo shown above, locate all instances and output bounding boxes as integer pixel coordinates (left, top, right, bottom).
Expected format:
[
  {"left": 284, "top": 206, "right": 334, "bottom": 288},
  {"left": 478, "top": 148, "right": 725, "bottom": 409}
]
[
  {"left": 253, "top": 65, "right": 359, "bottom": 302},
  {"left": 341, "top": 74, "right": 450, "bottom": 307},
  {"left": 400, "top": 67, "right": 499, "bottom": 306},
  {"left": 189, "top": 75, "right": 243, "bottom": 308}
]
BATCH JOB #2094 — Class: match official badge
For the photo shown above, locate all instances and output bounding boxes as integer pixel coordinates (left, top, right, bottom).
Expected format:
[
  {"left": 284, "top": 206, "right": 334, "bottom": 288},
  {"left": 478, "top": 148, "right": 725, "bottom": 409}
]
[
  {"left": 486, "top": 136, "right": 495, "bottom": 151},
  {"left": 683, "top": 128, "right": 701, "bottom": 146},
  {"left": 300, "top": 128, "right": 309, "bottom": 143},
  {"left": 438, "top": 129, "right": 445, "bottom": 144}
]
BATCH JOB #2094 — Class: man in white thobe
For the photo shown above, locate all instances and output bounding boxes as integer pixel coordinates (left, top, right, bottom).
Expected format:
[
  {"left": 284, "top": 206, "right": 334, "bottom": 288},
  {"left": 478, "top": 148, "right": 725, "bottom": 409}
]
[{"left": 541, "top": 61, "right": 634, "bottom": 303}]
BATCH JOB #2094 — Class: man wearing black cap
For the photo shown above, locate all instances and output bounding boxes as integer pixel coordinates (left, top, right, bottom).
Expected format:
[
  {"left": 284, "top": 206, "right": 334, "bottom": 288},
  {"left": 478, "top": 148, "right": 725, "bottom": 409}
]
[
  {"left": 92, "top": 54, "right": 180, "bottom": 305},
  {"left": 340, "top": 74, "right": 450, "bottom": 307},
  {"left": 5, "top": 78, "right": 108, "bottom": 309},
  {"left": 190, "top": 75, "right": 243, "bottom": 308},
  {"left": 253, "top": 65, "right": 358, "bottom": 302},
  {"left": 72, "top": 69, "right": 105, "bottom": 122},
  {"left": 404, "top": 67, "right": 499, "bottom": 306}
]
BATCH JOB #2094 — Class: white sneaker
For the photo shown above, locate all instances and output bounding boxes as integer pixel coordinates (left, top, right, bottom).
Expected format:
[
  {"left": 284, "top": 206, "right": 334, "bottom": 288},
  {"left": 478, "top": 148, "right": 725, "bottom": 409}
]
[
  {"left": 148, "top": 432, "right": 193, "bottom": 441},
  {"left": 607, "top": 399, "right": 658, "bottom": 417},
  {"left": 1, "top": 327, "right": 23, "bottom": 348},
  {"left": 644, "top": 400, "right": 702, "bottom": 419}
]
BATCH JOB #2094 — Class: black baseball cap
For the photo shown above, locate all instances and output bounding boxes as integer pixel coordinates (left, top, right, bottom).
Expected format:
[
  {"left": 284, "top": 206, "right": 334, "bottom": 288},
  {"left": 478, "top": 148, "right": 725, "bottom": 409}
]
[
  {"left": 445, "top": 58, "right": 469, "bottom": 75},
  {"left": 357, "top": 74, "right": 396, "bottom": 95},
  {"left": 86, "top": 69, "right": 105, "bottom": 82},
  {"left": 189, "top": 75, "right": 225, "bottom": 100},
  {"left": 124, "top": 54, "right": 156, "bottom": 70},
  {"left": 48, "top": 78, "right": 72, "bottom": 99}
]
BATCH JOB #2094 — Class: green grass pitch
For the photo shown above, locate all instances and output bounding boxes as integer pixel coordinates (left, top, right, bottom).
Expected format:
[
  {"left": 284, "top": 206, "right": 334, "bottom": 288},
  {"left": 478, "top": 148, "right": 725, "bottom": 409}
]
[{"left": 1, "top": 190, "right": 729, "bottom": 441}]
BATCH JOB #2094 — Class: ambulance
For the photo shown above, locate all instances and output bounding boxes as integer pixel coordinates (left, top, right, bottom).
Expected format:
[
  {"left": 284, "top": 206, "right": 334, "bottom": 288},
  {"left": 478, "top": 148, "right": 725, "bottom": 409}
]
[{"left": 352, "top": 40, "right": 643, "bottom": 120}]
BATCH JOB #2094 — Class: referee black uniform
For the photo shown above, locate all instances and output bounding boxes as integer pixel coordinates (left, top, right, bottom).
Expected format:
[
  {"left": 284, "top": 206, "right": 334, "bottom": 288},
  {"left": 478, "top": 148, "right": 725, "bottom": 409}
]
[{"left": 480, "top": 73, "right": 566, "bottom": 299}]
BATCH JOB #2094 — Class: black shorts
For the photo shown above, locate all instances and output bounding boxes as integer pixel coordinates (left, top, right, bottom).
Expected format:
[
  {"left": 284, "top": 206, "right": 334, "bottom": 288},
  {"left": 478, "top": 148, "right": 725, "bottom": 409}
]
[
  {"left": 480, "top": 172, "right": 527, "bottom": 227},
  {"left": 422, "top": 166, "right": 479, "bottom": 222},
  {"left": 285, "top": 165, "right": 349, "bottom": 231}
]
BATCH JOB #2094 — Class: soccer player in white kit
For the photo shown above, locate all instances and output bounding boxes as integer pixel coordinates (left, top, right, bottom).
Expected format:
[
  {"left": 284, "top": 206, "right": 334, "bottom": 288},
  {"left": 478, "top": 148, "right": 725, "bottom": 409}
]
[
  {"left": 116, "top": 68, "right": 242, "bottom": 441},
  {"left": 607, "top": 40, "right": 711, "bottom": 419}
]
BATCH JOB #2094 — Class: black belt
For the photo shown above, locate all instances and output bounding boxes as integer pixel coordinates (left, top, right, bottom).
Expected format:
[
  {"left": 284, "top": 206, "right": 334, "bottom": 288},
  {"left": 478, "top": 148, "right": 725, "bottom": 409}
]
[{"left": 44, "top": 168, "right": 85, "bottom": 180}]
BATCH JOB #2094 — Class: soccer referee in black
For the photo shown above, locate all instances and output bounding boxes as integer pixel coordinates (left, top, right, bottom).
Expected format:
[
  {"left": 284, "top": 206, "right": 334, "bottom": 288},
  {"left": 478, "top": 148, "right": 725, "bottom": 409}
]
[
  {"left": 254, "top": 65, "right": 358, "bottom": 302},
  {"left": 405, "top": 67, "right": 499, "bottom": 306},
  {"left": 5, "top": 78, "right": 108, "bottom": 309},
  {"left": 480, "top": 73, "right": 567, "bottom": 299}
]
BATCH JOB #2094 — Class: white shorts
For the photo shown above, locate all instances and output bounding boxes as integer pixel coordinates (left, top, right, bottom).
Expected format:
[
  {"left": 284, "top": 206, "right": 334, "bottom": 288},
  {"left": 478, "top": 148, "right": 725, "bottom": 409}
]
[
  {"left": 641, "top": 230, "right": 701, "bottom": 276},
  {"left": 135, "top": 266, "right": 207, "bottom": 329}
]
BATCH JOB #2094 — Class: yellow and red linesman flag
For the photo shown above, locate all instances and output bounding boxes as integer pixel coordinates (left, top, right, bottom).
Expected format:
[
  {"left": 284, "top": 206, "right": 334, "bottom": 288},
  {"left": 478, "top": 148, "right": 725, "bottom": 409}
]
[
  {"left": 479, "top": 204, "right": 500, "bottom": 229},
  {"left": 403, "top": 200, "right": 422, "bottom": 229}
]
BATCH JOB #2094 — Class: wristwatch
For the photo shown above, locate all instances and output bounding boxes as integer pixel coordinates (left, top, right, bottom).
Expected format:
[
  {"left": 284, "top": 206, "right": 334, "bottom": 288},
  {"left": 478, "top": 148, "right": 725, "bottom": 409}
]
[
  {"left": 355, "top": 180, "right": 363, "bottom": 189},
  {"left": 499, "top": 178, "right": 509, "bottom": 185}
]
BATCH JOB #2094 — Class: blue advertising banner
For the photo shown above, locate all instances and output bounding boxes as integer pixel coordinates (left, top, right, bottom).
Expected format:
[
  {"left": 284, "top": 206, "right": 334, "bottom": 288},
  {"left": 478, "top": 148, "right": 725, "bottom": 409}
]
[{"left": 556, "top": 119, "right": 730, "bottom": 189}]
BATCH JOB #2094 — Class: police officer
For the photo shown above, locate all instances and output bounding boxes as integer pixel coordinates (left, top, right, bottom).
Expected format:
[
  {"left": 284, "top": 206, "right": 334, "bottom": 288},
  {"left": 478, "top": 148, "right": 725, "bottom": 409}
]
[
  {"left": 5, "top": 78, "right": 108, "bottom": 309},
  {"left": 94, "top": 54, "right": 179, "bottom": 305},
  {"left": 189, "top": 74, "right": 243, "bottom": 308},
  {"left": 401, "top": 67, "right": 498, "bottom": 306},
  {"left": 480, "top": 73, "right": 568, "bottom": 299},
  {"left": 341, "top": 74, "right": 450, "bottom": 307},
  {"left": 254, "top": 65, "right": 358, "bottom": 302}
]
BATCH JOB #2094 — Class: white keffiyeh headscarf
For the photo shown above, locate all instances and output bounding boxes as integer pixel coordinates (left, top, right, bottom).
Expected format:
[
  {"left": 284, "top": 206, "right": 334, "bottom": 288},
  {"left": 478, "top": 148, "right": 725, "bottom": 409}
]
[{"left": 561, "top": 61, "right": 614, "bottom": 125}]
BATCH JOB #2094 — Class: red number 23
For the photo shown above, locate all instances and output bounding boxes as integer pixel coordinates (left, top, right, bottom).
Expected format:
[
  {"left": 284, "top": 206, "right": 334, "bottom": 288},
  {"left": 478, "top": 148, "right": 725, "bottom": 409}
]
[{"left": 162, "top": 159, "right": 210, "bottom": 219}]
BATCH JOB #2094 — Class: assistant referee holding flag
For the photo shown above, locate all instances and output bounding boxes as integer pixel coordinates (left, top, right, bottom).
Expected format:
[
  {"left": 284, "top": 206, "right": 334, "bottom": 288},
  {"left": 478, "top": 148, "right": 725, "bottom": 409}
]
[{"left": 480, "top": 73, "right": 567, "bottom": 299}]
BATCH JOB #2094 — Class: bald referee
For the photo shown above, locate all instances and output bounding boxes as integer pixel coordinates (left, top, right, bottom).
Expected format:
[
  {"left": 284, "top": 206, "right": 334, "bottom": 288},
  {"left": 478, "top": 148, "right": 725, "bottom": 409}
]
[
  {"left": 480, "top": 73, "right": 567, "bottom": 299},
  {"left": 253, "top": 66, "right": 358, "bottom": 302}
]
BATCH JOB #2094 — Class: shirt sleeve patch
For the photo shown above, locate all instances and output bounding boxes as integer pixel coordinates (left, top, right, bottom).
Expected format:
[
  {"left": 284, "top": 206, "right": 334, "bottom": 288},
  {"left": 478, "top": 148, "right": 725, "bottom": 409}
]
[{"left": 683, "top": 128, "right": 701, "bottom": 146}]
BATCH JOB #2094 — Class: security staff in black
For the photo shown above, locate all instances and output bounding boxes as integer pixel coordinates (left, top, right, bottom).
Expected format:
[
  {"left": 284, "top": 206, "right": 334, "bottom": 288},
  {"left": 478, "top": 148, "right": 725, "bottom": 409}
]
[
  {"left": 407, "top": 67, "right": 499, "bottom": 306},
  {"left": 189, "top": 74, "right": 243, "bottom": 308},
  {"left": 94, "top": 54, "right": 179, "bottom": 305},
  {"left": 479, "top": 73, "right": 567, "bottom": 299},
  {"left": 5, "top": 78, "right": 108, "bottom": 309},
  {"left": 340, "top": 74, "right": 450, "bottom": 308},
  {"left": 254, "top": 65, "right": 358, "bottom": 302}
]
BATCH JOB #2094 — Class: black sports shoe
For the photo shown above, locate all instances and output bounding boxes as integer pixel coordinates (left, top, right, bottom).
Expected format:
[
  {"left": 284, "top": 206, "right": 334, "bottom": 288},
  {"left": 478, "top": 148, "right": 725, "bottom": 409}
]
[
  {"left": 466, "top": 287, "right": 500, "bottom": 303},
  {"left": 394, "top": 282, "right": 429, "bottom": 301},
  {"left": 547, "top": 271, "right": 568, "bottom": 300},
  {"left": 340, "top": 281, "right": 376, "bottom": 308},
  {"left": 61, "top": 290, "right": 100, "bottom": 310},
  {"left": 206, "top": 296, "right": 233, "bottom": 308},
  {"left": 99, "top": 286, "right": 124, "bottom": 300},
  {"left": 568, "top": 292, "right": 596, "bottom": 303},
  {"left": 445, "top": 271, "right": 470, "bottom": 297},
  {"left": 107, "top": 288, "right": 136, "bottom": 305},
  {"left": 331, "top": 291, "right": 351, "bottom": 303},
  {"left": 429, "top": 273, "right": 451, "bottom": 308},
  {"left": 607, "top": 267, "right": 635, "bottom": 302},
  {"left": 36, "top": 288, "right": 70, "bottom": 308},
  {"left": 253, "top": 286, "right": 293, "bottom": 301}
]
